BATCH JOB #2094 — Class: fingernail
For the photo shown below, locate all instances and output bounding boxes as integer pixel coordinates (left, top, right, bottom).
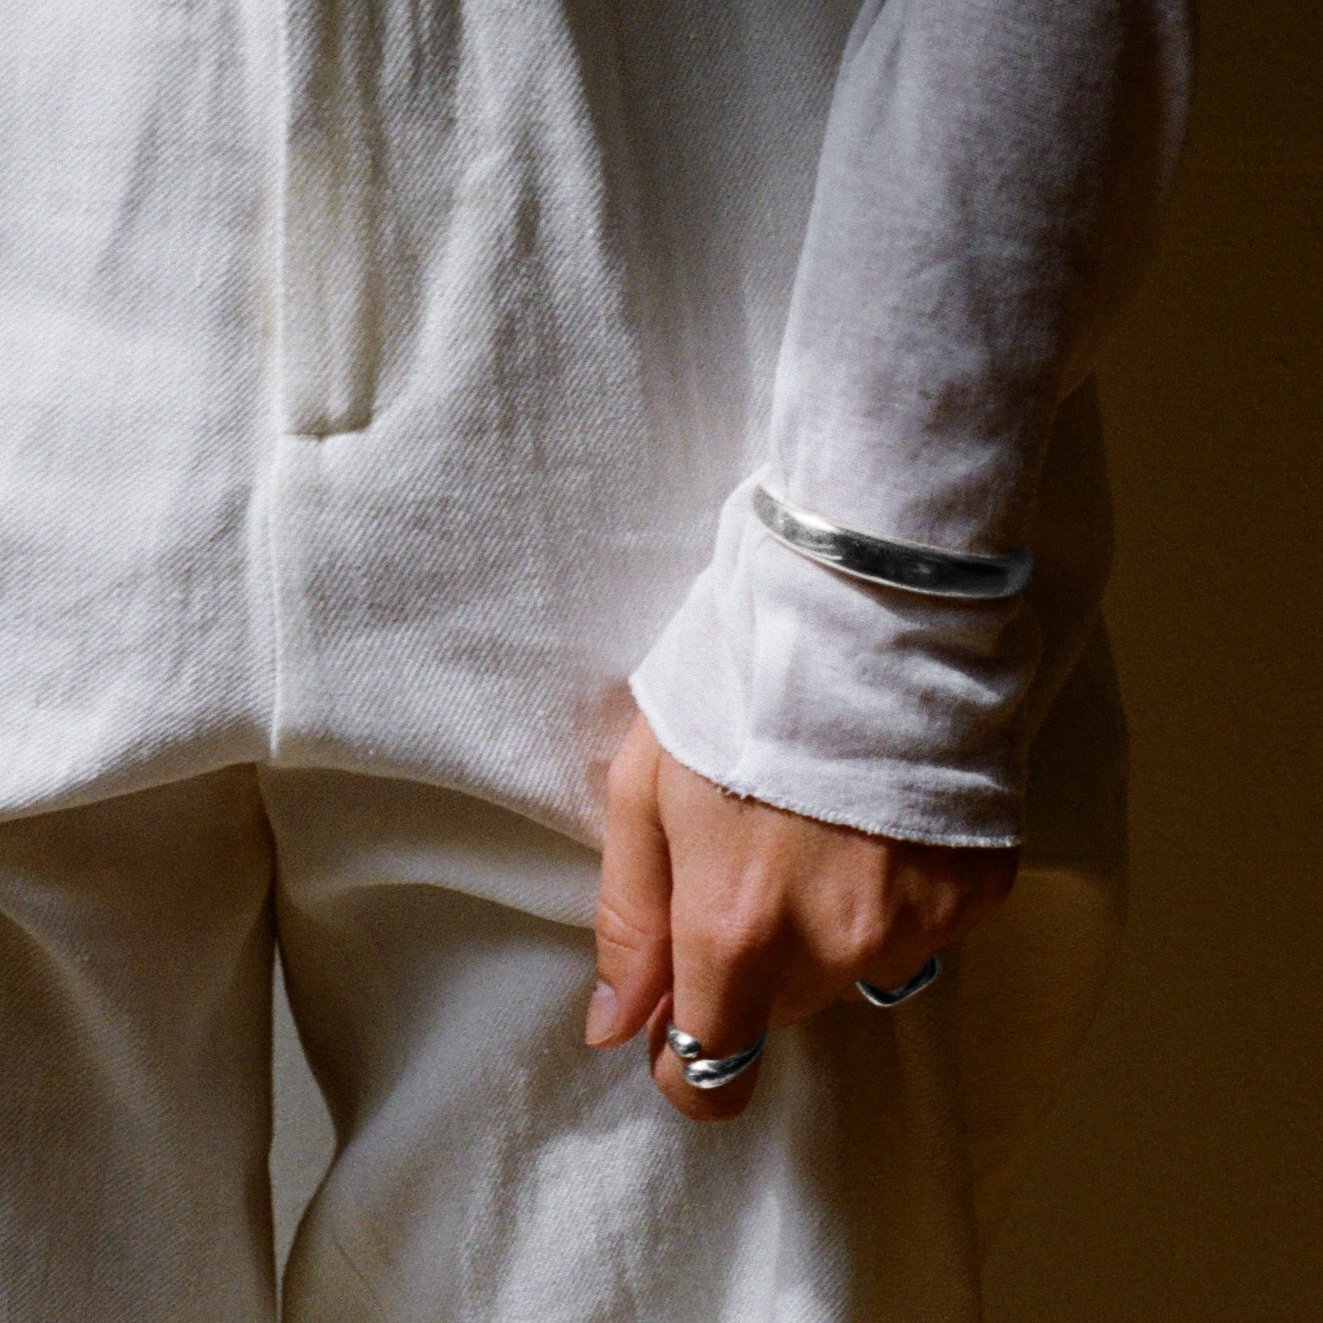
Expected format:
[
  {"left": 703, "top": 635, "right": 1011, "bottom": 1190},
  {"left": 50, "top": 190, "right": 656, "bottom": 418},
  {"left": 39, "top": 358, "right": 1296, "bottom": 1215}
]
[{"left": 585, "top": 979, "right": 619, "bottom": 1046}]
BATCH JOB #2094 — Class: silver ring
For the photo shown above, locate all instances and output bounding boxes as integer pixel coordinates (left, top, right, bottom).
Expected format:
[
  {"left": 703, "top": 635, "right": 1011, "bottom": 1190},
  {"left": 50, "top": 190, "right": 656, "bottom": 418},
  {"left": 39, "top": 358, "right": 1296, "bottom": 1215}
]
[
  {"left": 751, "top": 481, "right": 1033, "bottom": 600},
  {"left": 664, "top": 954, "right": 941, "bottom": 1089},
  {"left": 856, "top": 954, "right": 943, "bottom": 1007},
  {"left": 665, "top": 1022, "right": 768, "bottom": 1090}
]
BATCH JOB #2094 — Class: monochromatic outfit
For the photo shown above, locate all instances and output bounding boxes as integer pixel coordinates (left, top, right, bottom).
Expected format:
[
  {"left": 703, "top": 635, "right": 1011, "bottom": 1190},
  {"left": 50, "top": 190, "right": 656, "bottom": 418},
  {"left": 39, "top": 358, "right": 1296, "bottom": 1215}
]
[{"left": 0, "top": 0, "right": 1195, "bottom": 1318}]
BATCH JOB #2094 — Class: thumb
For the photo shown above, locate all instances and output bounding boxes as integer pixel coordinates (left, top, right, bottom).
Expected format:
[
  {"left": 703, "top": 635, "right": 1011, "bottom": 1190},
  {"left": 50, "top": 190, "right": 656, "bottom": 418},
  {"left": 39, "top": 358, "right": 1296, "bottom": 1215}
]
[{"left": 586, "top": 715, "right": 673, "bottom": 1048}]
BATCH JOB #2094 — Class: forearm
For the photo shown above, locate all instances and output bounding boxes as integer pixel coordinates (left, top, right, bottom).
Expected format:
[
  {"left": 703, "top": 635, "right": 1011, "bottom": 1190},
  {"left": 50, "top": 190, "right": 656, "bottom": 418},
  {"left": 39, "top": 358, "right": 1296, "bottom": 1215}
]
[
  {"left": 627, "top": 0, "right": 1196, "bottom": 848},
  {"left": 768, "top": 0, "right": 1197, "bottom": 556}
]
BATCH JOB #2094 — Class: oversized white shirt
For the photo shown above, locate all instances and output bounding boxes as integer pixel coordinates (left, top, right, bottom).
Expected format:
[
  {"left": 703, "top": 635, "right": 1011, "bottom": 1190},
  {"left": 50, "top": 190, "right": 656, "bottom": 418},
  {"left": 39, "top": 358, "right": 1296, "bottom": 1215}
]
[{"left": 0, "top": 1, "right": 1194, "bottom": 916}]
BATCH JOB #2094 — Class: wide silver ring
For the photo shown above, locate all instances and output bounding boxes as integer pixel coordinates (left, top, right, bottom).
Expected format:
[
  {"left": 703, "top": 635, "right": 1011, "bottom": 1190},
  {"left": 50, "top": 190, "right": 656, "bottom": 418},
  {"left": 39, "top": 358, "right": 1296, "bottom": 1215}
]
[
  {"left": 665, "top": 1022, "right": 768, "bottom": 1090},
  {"left": 856, "top": 954, "right": 943, "bottom": 1007},
  {"left": 751, "top": 480, "right": 1032, "bottom": 600}
]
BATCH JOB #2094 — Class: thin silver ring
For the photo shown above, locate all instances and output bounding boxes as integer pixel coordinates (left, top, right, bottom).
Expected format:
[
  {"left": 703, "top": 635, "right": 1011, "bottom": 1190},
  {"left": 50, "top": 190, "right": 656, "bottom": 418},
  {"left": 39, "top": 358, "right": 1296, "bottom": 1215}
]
[
  {"left": 856, "top": 954, "right": 943, "bottom": 1007},
  {"left": 665, "top": 1022, "right": 768, "bottom": 1090},
  {"left": 751, "top": 481, "right": 1032, "bottom": 600}
]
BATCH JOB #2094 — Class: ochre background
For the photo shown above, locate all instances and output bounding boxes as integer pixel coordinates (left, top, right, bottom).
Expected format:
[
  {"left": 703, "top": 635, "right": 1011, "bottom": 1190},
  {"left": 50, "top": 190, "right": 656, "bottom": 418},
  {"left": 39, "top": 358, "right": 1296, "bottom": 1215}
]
[{"left": 983, "top": 5, "right": 1321, "bottom": 1318}]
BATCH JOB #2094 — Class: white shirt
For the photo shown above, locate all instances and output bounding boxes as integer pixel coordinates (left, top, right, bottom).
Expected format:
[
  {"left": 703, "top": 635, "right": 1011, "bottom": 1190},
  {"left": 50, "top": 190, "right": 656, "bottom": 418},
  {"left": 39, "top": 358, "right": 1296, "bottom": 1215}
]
[{"left": 0, "top": 2, "right": 1194, "bottom": 896}]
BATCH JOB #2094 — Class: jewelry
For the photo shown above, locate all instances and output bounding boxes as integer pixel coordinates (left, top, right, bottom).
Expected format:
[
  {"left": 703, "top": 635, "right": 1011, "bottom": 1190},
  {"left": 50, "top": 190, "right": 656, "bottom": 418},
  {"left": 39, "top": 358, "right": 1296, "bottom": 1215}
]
[
  {"left": 665, "top": 1022, "right": 769, "bottom": 1090},
  {"left": 856, "top": 953, "right": 943, "bottom": 1007},
  {"left": 751, "top": 480, "right": 1033, "bottom": 600},
  {"left": 663, "top": 951, "right": 942, "bottom": 1089}
]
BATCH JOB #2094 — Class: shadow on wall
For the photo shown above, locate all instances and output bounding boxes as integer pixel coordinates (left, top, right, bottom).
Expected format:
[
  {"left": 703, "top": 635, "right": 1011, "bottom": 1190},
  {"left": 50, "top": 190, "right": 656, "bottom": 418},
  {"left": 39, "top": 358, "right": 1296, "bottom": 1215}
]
[{"left": 983, "top": 4, "right": 1321, "bottom": 1319}]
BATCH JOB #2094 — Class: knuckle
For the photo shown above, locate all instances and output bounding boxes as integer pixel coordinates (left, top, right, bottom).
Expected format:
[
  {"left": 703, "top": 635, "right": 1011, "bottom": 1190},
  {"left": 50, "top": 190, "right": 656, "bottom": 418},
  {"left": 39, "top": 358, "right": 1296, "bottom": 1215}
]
[
  {"left": 836, "top": 899, "right": 889, "bottom": 963},
  {"left": 593, "top": 895, "right": 659, "bottom": 959},
  {"left": 811, "top": 913, "right": 889, "bottom": 978},
  {"left": 820, "top": 886, "right": 892, "bottom": 974},
  {"left": 692, "top": 906, "right": 783, "bottom": 969},
  {"left": 914, "top": 876, "right": 1007, "bottom": 942},
  {"left": 839, "top": 922, "right": 891, "bottom": 973},
  {"left": 920, "top": 890, "right": 964, "bottom": 937}
]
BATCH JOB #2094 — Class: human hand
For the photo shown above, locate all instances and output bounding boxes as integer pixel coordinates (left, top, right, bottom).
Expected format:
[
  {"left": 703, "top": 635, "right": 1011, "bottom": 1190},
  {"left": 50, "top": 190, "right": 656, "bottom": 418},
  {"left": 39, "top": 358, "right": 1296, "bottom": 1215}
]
[{"left": 584, "top": 711, "right": 1019, "bottom": 1121}]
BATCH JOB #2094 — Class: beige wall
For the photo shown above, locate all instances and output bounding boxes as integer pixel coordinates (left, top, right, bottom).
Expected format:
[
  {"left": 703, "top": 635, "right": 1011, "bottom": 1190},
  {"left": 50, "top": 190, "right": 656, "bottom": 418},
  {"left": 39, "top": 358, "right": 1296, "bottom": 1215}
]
[{"left": 984, "top": 4, "right": 1321, "bottom": 1318}]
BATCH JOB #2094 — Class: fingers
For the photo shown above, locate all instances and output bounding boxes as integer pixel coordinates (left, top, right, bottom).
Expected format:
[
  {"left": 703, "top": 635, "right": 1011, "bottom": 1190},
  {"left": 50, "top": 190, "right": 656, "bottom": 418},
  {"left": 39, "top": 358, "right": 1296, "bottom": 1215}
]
[
  {"left": 588, "top": 717, "right": 1022, "bottom": 1126},
  {"left": 586, "top": 715, "right": 673, "bottom": 1049},
  {"left": 651, "top": 884, "right": 784, "bottom": 1121}
]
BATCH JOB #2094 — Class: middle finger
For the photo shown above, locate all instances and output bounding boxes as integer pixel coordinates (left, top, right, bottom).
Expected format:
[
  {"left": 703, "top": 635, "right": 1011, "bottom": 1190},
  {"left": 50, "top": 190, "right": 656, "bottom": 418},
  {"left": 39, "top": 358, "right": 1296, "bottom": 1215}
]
[{"left": 652, "top": 894, "right": 787, "bottom": 1121}]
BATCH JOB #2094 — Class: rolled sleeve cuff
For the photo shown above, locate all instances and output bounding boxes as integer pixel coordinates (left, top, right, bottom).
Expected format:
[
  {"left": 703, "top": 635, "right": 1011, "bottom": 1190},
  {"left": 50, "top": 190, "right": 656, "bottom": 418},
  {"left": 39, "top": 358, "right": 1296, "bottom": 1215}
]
[{"left": 627, "top": 468, "right": 1043, "bottom": 848}]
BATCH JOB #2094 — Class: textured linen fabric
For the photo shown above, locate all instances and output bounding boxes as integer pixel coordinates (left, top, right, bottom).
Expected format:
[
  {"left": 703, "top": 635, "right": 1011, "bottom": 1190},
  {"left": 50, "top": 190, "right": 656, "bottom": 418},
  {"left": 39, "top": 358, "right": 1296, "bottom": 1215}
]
[
  {"left": 1, "top": 760, "right": 1126, "bottom": 1321},
  {"left": 0, "top": 1, "right": 1194, "bottom": 878}
]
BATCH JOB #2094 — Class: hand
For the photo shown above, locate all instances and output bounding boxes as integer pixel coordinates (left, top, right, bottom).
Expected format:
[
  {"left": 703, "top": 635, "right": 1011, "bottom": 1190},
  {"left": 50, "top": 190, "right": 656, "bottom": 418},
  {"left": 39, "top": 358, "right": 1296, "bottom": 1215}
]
[{"left": 584, "top": 712, "right": 1019, "bottom": 1121}]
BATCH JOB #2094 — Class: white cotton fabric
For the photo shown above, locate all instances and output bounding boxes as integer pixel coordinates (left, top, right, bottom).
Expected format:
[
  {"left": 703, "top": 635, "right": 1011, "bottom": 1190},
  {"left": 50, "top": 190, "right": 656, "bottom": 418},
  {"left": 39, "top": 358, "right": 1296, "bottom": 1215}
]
[
  {"left": 1, "top": 762, "right": 1130, "bottom": 1321},
  {"left": 0, "top": 2, "right": 1195, "bottom": 896}
]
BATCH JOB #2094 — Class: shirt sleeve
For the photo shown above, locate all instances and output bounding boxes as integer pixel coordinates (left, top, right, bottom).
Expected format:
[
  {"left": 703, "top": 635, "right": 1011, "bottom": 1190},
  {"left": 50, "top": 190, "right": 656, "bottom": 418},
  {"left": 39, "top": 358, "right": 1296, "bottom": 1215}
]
[{"left": 626, "top": 0, "right": 1197, "bottom": 847}]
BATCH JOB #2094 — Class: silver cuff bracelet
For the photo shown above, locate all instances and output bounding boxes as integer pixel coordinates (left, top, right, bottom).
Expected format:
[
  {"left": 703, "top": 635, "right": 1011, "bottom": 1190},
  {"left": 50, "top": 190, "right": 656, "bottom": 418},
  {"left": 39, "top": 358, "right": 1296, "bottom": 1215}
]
[{"left": 750, "top": 480, "right": 1033, "bottom": 601}]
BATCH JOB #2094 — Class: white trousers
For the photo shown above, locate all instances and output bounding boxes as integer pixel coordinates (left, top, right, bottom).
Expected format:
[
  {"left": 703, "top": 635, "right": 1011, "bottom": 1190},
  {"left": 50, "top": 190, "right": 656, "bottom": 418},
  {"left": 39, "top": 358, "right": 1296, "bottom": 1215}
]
[{"left": 0, "top": 758, "right": 1122, "bottom": 1321}]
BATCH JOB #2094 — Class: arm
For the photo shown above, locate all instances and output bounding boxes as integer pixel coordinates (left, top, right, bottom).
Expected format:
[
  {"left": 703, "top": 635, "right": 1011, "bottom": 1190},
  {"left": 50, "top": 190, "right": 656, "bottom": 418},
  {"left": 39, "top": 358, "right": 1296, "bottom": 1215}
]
[
  {"left": 630, "top": 0, "right": 1195, "bottom": 849},
  {"left": 589, "top": 0, "right": 1196, "bottom": 1120}
]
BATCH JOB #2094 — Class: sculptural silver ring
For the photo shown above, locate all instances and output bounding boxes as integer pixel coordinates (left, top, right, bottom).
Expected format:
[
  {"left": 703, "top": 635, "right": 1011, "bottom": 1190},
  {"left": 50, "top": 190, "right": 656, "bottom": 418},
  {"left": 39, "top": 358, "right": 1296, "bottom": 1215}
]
[
  {"left": 664, "top": 954, "right": 941, "bottom": 1088},
  {"left": 856, "top": 953, "right": 943, "bottom": 1007},
  {"left": 665, "top": 1022, "right": 769, "bottom": 1090}
]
